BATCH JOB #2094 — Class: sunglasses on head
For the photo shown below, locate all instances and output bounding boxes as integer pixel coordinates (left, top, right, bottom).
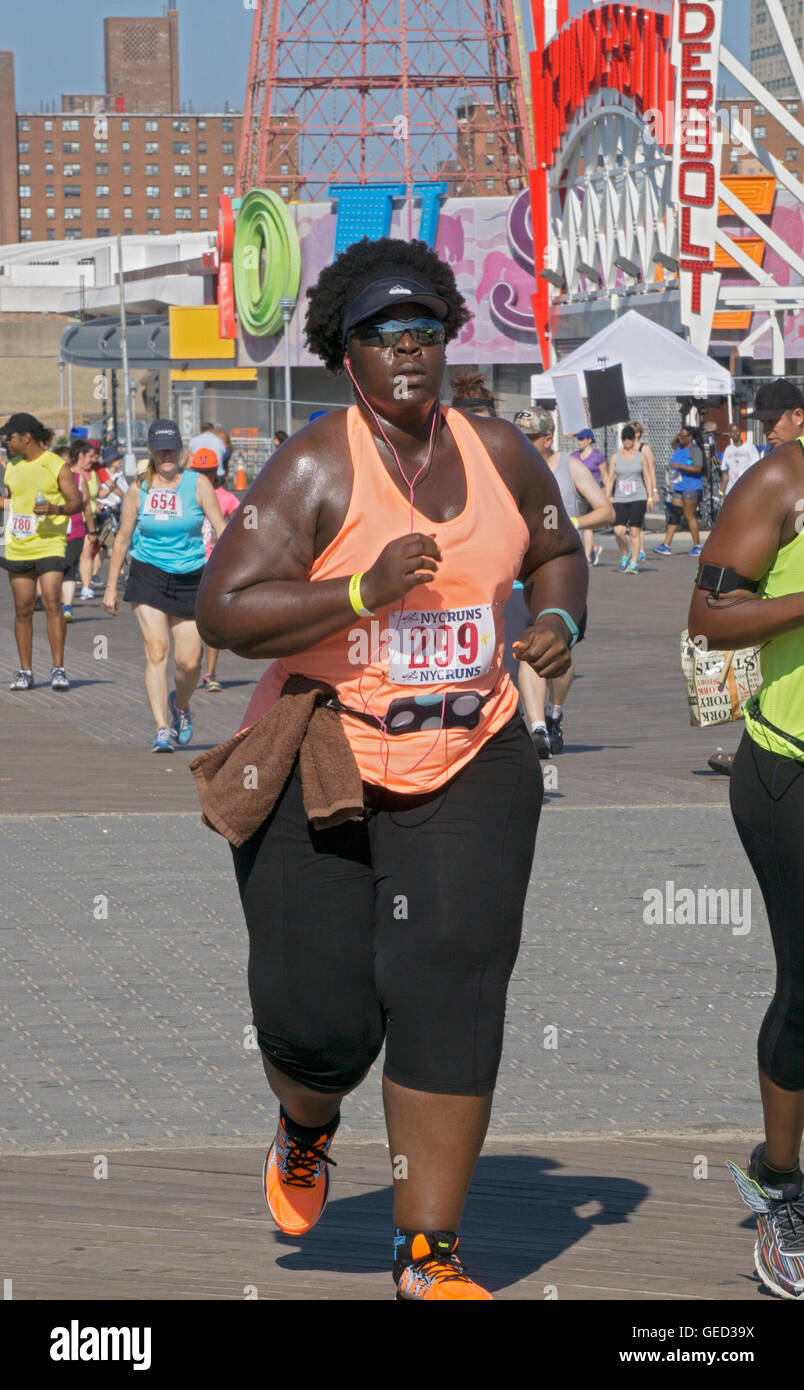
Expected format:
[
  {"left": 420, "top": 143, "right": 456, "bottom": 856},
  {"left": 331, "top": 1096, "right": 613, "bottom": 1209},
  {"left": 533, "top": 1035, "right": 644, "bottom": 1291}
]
[{"left": 348, "top": 317, "right": 446, "bottom": 348}]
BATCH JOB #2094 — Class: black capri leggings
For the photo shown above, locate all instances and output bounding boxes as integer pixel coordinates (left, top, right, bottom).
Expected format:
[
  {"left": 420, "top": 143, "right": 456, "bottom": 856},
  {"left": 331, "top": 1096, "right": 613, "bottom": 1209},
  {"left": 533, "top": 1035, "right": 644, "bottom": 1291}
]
[
  {"left": 730, "top": 733, "right": 804, "bottom": 1091},
  {"left": 232, "top": 714, "right": 543, "bottom": 1096}
]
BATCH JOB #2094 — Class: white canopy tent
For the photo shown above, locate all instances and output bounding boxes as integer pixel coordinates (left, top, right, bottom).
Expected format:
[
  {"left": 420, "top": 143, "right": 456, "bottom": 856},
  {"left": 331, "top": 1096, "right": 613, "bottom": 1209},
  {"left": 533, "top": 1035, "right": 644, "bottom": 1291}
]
[{"left": 531, "top": 311, "right": 734, "bottom": 403}]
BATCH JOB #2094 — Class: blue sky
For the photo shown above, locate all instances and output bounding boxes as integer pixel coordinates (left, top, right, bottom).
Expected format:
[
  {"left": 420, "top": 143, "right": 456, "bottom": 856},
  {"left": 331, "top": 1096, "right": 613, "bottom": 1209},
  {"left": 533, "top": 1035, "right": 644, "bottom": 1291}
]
[{"left": 8, "top": 0, "right": 753, "bottom": 114}]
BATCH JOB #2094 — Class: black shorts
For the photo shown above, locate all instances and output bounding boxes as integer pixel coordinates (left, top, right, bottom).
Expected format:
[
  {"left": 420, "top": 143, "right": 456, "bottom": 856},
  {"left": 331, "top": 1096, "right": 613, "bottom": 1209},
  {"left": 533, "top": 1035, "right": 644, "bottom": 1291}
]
[
  {"left": 2, "top": 553, "right": 66, "bottom": 577},
  {"left": 614, "top": 500, "right": 647, "bottom": 528},
  {"left": 232, "top": 714, "right": 543, "bottom": 1095},
  {"left": 62, "top": 536, "right": 84, "bottom": 583},
  {"left": 124, "top": 557, "right": 204, "bottom": 620}
]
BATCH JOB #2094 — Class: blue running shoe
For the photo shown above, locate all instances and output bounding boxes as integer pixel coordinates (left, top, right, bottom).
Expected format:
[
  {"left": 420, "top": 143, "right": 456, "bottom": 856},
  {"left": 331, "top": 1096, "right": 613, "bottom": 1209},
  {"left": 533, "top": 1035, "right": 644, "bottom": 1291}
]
[
  {"left": 687, "top": 546, "right": 703, "bottom": 557},
  {"left": 652, "top": 543, "right": 672, "bottom": 555},
  {"left": 619, "top": 556, "right": 629, "bottom": 572},
  {"left": 638, "top": 550, "right": 646, "bottom": 563},
  {"left": 151, "top": 726, "right": 175, "bottom": 753},
  {"left": 169, "top": 690, "right": 193, "bottom": 745}
]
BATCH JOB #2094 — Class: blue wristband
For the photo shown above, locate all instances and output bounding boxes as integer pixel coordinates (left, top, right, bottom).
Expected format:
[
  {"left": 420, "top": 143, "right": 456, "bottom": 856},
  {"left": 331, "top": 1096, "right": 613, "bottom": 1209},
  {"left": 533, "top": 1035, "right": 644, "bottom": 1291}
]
[{"left": 536, "top": 608, "right": 579, "bottom": 649}]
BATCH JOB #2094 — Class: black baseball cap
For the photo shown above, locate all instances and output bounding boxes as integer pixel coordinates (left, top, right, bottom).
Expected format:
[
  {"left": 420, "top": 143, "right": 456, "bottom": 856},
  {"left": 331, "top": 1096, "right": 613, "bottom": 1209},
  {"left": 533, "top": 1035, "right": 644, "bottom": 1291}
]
[
  {"left": 101, "top": 444, "right": 122, "bottom": 465},
  {"left": 0, "top": 412, "right": 43, "bottom": 438},
  {"left": 147, "top": 418, "right": 183, "bottom": 452},
  {"left": 749, "top": 379, "right": 804, "bottom": 419},
  {"left": 342, "top": 277, "right": 448, "bottom": 344}
]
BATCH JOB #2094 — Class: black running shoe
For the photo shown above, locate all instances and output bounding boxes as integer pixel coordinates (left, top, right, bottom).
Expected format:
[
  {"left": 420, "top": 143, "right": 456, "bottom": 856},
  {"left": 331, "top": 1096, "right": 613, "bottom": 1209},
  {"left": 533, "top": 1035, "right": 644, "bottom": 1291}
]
[
  {"left": 547, "top": 712, "right": 564, "bottom": 755},
  {"left": 530, "top": 722, "right": 551, "bottom": 760}
]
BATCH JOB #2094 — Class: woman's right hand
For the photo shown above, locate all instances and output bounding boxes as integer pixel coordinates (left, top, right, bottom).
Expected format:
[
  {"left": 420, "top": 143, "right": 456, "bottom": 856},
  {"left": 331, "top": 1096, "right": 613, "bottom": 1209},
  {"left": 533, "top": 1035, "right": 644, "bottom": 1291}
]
[
  {"left": 103, "top": 588, "right": 119, "bottom": 616},
  {"left": 361, "top": 533, "right": 442, "bottom": 610}
]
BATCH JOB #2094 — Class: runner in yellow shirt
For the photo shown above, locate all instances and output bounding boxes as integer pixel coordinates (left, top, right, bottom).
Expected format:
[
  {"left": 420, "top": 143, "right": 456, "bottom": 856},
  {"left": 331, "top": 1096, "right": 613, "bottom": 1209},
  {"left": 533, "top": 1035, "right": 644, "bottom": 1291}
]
[{"left": 0, "top": 413, "right": 82, "bottom": 690}]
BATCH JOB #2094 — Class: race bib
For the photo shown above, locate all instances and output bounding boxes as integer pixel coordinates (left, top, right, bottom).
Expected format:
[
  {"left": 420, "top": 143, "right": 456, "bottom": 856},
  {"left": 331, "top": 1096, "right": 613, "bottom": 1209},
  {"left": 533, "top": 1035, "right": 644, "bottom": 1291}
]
[
  {"left": 386, "top": 605, "right": 496, "bottom": 685},
  {"left": 619, "top": 478, "right": 637, "bottom": 497},
  {"left": 8, "top": 512, "right": 37, "bottom": 540},
  {"left": 144, "top": 487, "right": 182, "bottom": 519}
]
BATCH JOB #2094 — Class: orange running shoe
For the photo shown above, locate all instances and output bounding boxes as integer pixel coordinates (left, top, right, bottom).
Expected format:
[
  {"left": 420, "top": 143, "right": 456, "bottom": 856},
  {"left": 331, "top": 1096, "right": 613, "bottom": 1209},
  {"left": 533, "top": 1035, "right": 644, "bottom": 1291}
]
[
  {"left": 262, "top": 1108, "right": 338, "bottom": 1236},
  {"left": 393, "top": 1231, "right": 493, "bottom": 1300}
]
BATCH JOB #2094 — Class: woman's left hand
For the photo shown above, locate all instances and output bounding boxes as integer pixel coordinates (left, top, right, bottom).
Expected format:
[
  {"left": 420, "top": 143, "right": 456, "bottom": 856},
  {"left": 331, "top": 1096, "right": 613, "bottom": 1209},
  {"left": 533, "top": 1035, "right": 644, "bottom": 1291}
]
[{"left": 513, "top": 620, "right": 573, "bottom": 678}]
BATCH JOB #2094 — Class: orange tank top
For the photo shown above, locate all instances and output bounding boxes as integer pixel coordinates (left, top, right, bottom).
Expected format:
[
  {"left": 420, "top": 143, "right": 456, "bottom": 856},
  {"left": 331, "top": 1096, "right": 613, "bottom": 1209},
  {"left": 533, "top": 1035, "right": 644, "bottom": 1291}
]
[{"left": 240, "top": 406, "right": 530, "bottom": 794}]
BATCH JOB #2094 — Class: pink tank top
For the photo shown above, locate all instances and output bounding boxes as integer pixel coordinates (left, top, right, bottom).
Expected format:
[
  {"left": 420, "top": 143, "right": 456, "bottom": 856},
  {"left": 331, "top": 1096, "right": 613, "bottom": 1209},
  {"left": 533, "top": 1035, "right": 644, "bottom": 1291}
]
[{"left": 240, "top": 406, "right": 530, "bottom": 794}]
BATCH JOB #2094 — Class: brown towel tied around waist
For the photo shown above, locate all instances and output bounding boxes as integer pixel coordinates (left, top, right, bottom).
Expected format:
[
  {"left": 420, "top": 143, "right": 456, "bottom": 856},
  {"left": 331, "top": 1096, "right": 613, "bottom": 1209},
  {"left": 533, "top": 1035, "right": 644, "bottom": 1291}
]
[{"left": 189, "top": 673, "right": 365, "bottom": 845}]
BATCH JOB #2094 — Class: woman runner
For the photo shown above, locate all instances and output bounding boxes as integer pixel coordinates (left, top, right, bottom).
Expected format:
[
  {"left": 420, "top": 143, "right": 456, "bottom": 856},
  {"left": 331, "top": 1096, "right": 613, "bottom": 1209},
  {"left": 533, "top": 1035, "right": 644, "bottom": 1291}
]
[
  {"left": 689, "top": 377, "right": 804, "bottom": 1300},
  {"left": 103, "top": 418, "right": 226, "bottom": 751},
  {"left": 197, "top": 238, "right": 588, "bottom": 1301},
  {"left": 606, "top": 425, "right": 656, "bottom": 575},
  {"left": 0, "top": 412, "right": 82, "bottom": 690}
]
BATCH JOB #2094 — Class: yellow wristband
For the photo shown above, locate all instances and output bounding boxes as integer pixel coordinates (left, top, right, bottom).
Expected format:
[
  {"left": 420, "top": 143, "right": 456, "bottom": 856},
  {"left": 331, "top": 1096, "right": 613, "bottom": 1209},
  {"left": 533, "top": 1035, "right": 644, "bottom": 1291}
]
[
  {"left": 570, "top": 516, "right": 579, "bottom": 527},
  {"left": 348, "top": 572, "right": 374, "bottom": 618}
]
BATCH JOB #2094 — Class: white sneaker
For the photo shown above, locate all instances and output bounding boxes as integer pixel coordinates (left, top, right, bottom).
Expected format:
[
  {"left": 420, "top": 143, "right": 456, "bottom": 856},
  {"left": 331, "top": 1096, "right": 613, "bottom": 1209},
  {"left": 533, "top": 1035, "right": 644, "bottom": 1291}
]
[{"left": 80, "top": 587, "right": 95, "bottom": 600}]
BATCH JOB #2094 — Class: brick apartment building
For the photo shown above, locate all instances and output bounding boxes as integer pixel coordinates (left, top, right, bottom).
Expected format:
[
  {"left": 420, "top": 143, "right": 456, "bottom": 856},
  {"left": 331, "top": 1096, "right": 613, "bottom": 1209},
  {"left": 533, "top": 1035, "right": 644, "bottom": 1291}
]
[
  {"left": 719, "top": 95, "right": 803, "bottom": 181},
  {"left": 0, "top": 10, "right": 299, "bottom": 246},
  {"left": 437, "top": 102, "right": 527, "bottom": 197}
]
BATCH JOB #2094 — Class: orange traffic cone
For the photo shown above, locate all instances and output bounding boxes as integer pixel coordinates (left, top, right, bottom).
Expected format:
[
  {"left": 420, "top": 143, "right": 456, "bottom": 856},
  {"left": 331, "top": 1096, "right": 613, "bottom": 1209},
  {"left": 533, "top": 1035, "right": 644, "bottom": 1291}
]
[{"left": 235, "top": 458, "right": 247, "bottom": 491}]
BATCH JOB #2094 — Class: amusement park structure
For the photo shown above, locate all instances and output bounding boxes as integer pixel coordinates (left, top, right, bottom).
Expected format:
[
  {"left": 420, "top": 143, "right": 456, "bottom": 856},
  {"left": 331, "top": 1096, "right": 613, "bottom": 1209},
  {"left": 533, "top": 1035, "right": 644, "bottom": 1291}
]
[{"left": 237, "top": 0, "right": 534, "bottom": 199}]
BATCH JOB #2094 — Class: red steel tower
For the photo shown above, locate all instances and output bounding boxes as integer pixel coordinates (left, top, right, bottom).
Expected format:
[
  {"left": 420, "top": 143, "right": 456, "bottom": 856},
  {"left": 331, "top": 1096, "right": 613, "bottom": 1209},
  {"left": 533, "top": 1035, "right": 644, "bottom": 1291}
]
[{"left": 238, "top": 0, "right": 534, "bottom": 200}]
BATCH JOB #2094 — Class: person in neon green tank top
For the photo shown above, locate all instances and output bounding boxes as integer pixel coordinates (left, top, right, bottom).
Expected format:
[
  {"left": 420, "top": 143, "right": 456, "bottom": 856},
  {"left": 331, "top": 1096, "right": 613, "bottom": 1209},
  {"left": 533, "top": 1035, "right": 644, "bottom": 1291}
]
[
  {"left": 1, "top": 412, "right": 83, "bottom": 691},
  {"left": 689, "top": 378, "right": 804, "bottom": 1300}
]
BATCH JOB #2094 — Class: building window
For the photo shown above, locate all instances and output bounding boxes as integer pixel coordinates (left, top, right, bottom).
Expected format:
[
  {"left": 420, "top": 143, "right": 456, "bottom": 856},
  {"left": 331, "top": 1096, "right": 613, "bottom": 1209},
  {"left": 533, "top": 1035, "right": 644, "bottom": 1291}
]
[
  {"left": 122, "top": 142, "right": 131, "bottom": 153},
  {"left": 172, "top": 119, "right": 190, "bottom": 132},
  {"left": 174, "top": 163, "right": 191, "bottom": 175},
  {"left": 124, "top": 228, "right": 133, "bottom": 235},
  {"left": 123, "top": 184, "right": 132, "bottom": 195},
  {"left": 124, "top": 208, "right": 133, "bottom": 219},
  {"left": 20, "top": 207, "right": 31, "bottom": 219},
  {"left": 64, "top": 164, "right": 81, "bottom": 176},
  {"left": 46, "top": 229, "right": 55, "bottom": 240},
  {"left": 45, "top": 185, "right": 54, "bottom": 197},
  {"left": 18, "top": 118, "right": 29, "bottom": 131},
  {"left": 175, "top": 208, "right": 192, "bottom": 220},
  {"left": 222, "top": 119, "right": 234, "bottom": 131},
  {"left": 121, "top": 120, "right": 130, "bottom": 131},
  {"left": 147, "top": 209, "right": 161, "bottom": 221},
  {"left": 145, "top": 120, "right": 159, "bottom": 132},
  {"left": 174, "top": 185, "right": 192, "bottom": 197},
  {"left": 199, "top": 208, "right": 208, "bottom": 220},
  {"left": 222, "top": 163, "right": 235, "bottom": 175},
  {"left": 787, "top": 149, "right": 799, "bottom": 161},
  {"left": 146, "top": 185, "right": 160, "bottom": 197},
  {"left": 146, "top": 163, "right": 160, "bottom": 174},
  {"left": 44, "top": 141, "right": 53, "bottom": 153},
  {"left": 198, "top": 120, "right": 206, "bottom": 130},
  {"left": 122, "top": 163, "right": 131, "bottom": 174},
  {"left": 63, "top": 141, "right": 80, "bottom": 153},
  {"left": 485, "top": 178, "right": 495, "bottom": 188},
  {"left": 280, "top": 185, "right": 289, "bottom": 197},
  {"left": 485, "top": 131, "right": 495, "bottom": 143},
  {"left": 755, "top": 125, "right": 766, "bottom": 137},
  {"left": 62, "top": 119, "right": 79, "bottom": 131},
  {"left": 96, "top": 185, "right": 110, "bottom": 196},
  {"left": 199, "top": 186, "right": 207, "bottom": 197},
  {"left": 222, "top": 142, "right": 234, "bottom": 155},
  {"left": 44, "top": 119, "right": 53, "bottom": 131},
  {"left": 64, "top": 207, "right": 82, "bottom": 219},
  {"left": 64, "top": 185, "right": 81, "bottom": 197},
  {"left": 18, "top": 185, "right": 31, "bottom": 198},
  {"left": 198, "top": 163, "right": 207, "bottom": 174},
  {"left": 18, "top": 162, "right": 30, "bottom": 176},
  {"left": 280, "top": 163, "right": 289, "bottom": 174},
  {"left": 65, "top": 230, "right": 82, "bottom": 240},
  {"left": 146, "top": 142, "right": 159, "bottom": 154},
  {"left": 46, "top": 208, "right": 55, "bottom": 219},
  {"left": 95, "top": 163, "right": 108, "bottom": 175},
  {"left": 20, "top": 229, "right": 33, "bottom": 241},
  {"left": 18, "top": 142, "right": 29, "bottom": 153},
  {"left": 95, "top": 142, "right": 108, "bottom": 153},
  {"left": 173, "top": 142, "right": 190, "bottom": 154},
  {"left": 96, "top": 208, "right": 110, "bottom": 220},
  {"left": 222, "top": 185, "right": 235, "bottom": 195},
  {"left": 198, "top": 142, "right": 206, "bottom": 153},
  {"left": 96, "top": 229, "right": 111, "bottom": 238}
]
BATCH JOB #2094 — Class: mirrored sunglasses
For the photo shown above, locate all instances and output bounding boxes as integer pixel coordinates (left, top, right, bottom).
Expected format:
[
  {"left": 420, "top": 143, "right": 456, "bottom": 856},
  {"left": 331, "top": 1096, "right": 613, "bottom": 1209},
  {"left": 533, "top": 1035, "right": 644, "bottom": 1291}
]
[{"left": 348, "top": 317, "right": 446, "bottom": 348}]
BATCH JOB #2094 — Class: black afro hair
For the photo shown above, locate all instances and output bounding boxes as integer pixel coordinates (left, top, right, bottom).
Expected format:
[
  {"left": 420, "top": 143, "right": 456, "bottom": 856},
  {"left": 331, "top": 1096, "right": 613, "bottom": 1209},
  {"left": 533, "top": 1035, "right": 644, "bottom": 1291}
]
[{"left": 304, "top": 236, "right": 471, "bottom": 373}]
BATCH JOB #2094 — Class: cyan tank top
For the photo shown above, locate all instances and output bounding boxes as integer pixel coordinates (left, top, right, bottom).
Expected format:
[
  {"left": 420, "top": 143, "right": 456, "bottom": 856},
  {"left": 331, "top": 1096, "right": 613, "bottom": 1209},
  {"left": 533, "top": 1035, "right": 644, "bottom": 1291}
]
[{"left": 130, "top": 468, "right": 206, "bottom": 573}]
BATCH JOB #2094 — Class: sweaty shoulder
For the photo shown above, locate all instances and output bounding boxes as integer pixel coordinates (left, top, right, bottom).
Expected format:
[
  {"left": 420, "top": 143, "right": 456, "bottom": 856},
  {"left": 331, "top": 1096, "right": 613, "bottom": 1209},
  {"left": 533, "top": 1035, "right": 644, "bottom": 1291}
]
[
  {"left": 452, "top": 413, "right": 533, "bottom": 508},
  {"left": 245, "top": 409, "right": 353, "bottom": 557}
]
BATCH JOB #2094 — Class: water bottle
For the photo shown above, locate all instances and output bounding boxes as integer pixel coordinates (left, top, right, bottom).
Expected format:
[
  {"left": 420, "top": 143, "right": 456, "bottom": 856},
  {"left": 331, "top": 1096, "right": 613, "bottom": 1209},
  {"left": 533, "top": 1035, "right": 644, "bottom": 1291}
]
[{"left": 34, "top": 489, "right": 46, "bottom": 526}]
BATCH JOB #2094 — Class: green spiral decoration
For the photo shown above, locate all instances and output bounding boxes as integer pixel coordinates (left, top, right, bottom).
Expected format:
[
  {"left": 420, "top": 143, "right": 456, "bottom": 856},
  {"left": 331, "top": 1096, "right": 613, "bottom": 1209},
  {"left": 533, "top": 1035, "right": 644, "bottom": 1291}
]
[{"left": 233, "top": 190, "right": 302, "bottom": 337}]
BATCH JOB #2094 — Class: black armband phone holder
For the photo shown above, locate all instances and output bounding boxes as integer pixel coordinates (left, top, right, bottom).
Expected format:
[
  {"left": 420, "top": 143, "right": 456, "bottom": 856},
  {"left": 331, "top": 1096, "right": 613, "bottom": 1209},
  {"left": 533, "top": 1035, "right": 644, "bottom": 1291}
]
[{"left": 695, "top": 564, "right": 760, "bottom": 597}]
